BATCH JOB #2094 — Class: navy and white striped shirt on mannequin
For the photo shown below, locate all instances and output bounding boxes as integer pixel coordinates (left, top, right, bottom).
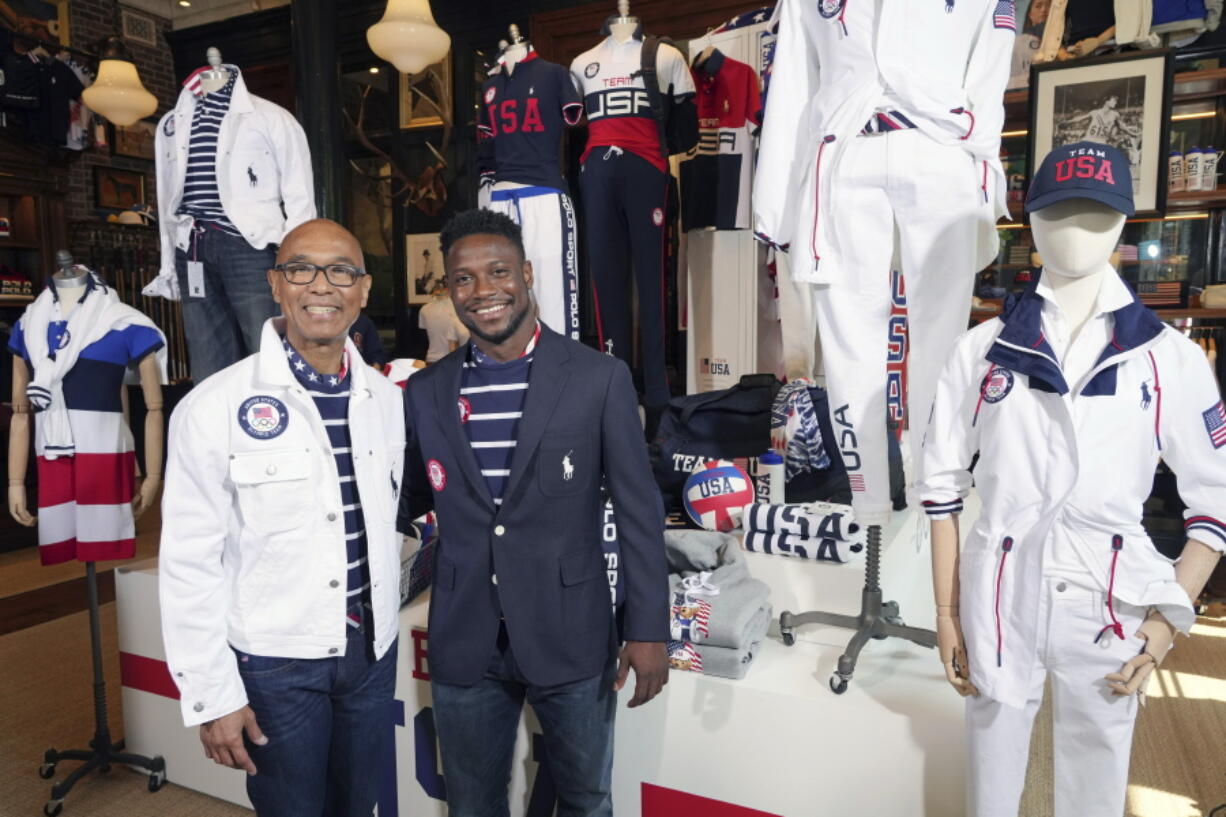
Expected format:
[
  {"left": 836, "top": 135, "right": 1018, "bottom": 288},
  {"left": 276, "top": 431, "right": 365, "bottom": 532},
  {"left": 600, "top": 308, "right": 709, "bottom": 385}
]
[
  {"left": 177, "top": 67, "right": 242, "bottom": 237},
  {"left": 283, "top": 338, "right": 372, "bottom": 631}
]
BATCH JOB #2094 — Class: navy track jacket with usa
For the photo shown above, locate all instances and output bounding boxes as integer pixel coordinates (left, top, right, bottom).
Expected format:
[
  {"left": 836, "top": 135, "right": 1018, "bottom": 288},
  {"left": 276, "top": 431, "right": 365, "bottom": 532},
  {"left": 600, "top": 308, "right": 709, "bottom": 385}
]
[{"left": 398, "top": 325, "right": 670, "bottom": 687}]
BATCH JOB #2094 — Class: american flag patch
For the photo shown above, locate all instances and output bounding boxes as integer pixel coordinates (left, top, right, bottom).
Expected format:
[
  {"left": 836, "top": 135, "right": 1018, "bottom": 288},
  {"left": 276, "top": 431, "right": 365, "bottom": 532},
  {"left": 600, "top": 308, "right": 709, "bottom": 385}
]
[
  {"left": 994, "top": 0, "right": 1016, "bottom": 30},
  {"left": 1204, "top": 402, "right": 1226, "bottom": 448},
  {"left": 849, "top": 474, "right": 866, "bottom": 492}
]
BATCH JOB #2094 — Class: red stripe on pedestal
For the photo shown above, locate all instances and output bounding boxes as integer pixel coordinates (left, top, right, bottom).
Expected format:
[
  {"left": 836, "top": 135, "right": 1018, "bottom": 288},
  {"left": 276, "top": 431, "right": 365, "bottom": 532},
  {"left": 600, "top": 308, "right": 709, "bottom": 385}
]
[
  {"left": 120, "top": 652, "right": 181, "bottom": 700},
  {"left": 642, "top": 783, "right": 781, "bottom": 817}
]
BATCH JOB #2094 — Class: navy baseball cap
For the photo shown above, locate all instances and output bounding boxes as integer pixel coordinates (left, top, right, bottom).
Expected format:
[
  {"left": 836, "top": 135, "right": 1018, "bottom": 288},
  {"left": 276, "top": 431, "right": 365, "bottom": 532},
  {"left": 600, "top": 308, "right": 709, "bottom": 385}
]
[{"left": 1025, "top": 141, "right": 1135, "bottom": 217}]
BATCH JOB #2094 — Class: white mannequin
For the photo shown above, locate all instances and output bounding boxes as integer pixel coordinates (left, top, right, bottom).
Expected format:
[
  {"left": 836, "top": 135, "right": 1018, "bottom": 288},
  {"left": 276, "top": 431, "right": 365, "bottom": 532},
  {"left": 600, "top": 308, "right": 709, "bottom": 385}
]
[
  {"left": 52, "top": 265, "right": 89, "bottom": 320},
  {"left": 199, "top": 46, "right": 229, "bottom": 94},
  {"left": 609, "top": 0, "right": 640, "bottom": 44},
  {"left": 932, "top": 197, "right": 1223, "bottom": 699},
  {"left": 503, "top": 24, "right": 529, "bottom": 75},
  {"left": 1030, "top": 199, "right": 1125, "bottom": 342}
]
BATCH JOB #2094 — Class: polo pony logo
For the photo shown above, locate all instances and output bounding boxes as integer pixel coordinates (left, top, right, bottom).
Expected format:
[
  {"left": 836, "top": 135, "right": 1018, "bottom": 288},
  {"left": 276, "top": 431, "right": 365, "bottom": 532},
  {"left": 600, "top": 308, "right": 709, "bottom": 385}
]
[{"left": 562, "top": 450, "right": 574, "bottom": 481}]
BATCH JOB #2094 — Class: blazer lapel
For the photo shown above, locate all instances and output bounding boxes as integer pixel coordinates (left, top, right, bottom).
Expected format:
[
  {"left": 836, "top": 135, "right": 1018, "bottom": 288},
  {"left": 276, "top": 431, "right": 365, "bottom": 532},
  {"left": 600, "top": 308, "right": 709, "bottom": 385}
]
[
  {"left": 502, "top": 328, "right": 571, "bottom": 504},
  {"left": 433, "top": 351, "right": 496, "bottom": 512}
]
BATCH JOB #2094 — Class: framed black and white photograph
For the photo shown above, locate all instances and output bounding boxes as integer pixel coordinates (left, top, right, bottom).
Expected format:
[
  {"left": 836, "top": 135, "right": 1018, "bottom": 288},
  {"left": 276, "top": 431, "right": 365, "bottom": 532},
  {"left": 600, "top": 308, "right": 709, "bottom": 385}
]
[
  {"left": 406, "top": 233, "right": 445, "bottom": 305},
  {"left": 1029, "top": 50, "right": 1174, "bottom": 217}
]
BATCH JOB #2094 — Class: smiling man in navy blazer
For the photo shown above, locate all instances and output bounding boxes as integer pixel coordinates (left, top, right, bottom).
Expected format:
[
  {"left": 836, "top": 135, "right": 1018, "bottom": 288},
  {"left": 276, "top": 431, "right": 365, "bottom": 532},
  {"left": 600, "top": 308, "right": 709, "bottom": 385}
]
[{"left": 397, "top": 209, "right": 669, "bottom": 816}]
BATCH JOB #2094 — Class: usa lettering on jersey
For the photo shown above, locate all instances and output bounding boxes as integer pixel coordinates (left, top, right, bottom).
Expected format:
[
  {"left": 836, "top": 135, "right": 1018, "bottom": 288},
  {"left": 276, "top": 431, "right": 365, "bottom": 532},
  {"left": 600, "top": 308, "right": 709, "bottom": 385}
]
[{"left": 586, "top": 87, "right": 652, "bottom": 120}]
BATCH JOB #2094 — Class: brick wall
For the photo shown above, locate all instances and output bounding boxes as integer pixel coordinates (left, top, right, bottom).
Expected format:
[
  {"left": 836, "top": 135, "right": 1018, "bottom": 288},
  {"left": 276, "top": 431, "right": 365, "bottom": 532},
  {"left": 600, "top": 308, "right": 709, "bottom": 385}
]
[{"left": 64, "top": 0, "right": 177, "bottom": 222}]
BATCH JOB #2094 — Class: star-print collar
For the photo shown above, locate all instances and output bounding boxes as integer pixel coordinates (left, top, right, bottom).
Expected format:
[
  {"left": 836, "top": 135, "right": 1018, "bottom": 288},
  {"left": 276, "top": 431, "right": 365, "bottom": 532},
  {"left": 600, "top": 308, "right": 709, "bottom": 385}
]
[
  {"left": 283, "top": 337, "right": 351, "bottom": 394},
  {"left": 469, "top": 321, "right": 542, "bottom": 367}
]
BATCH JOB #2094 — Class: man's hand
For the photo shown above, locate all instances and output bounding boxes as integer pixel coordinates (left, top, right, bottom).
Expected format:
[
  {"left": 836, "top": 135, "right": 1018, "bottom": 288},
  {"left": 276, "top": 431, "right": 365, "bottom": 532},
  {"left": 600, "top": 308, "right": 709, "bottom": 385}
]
[
  {"left": 199, "top": 706, "right": 267, "bottom": 774},
  {"left": 614, "top": 641, "right": 668, "bottom": 708}
]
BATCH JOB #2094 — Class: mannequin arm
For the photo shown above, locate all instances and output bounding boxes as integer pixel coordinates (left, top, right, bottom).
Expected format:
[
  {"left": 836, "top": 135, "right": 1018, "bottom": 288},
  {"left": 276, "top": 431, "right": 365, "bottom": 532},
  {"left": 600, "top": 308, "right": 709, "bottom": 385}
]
[
  {"left": 132, "top": 354, "right": 164, "bottom": 520},
  {"left": 1106, "top": 538, "right": 1222, "bottom": 696},
  {"left": 1064, "top": 26, "right": 1115, "bottom": 58},
  {"left": 932, "top": 515, "right": 979, "bottom": 697},
  {"left": 8, "top": 354, "right": 35, "bottom": 526}
]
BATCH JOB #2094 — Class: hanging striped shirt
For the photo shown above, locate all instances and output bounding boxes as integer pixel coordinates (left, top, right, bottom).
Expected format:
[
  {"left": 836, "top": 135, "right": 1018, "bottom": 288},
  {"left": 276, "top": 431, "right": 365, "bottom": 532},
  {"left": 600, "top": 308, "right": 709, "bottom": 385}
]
[
  {"left": 177, "top": 69, "right": 242, "bottom": 237},
  {"left": 460, "top": 324, "right": 540, "bottom": 505},
  {"left": 283, "top": 338, "right": 371, "bottom": 629}
]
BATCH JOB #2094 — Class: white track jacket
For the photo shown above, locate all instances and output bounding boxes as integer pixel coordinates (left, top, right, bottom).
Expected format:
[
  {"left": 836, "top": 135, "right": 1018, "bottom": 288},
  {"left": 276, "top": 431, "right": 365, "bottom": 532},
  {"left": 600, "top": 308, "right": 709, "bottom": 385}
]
[
  {"left": 921, "top": 278, "right": 1226, "bottom": 708},
  {"left": 159, "top": 319, "right": 405, "bottom": 726},
  {"left": 754, "top": 0, "right": 1014, "bottom": 285},
  {"left": 146, "top": 70, "right": 315, "bottom": 300}
]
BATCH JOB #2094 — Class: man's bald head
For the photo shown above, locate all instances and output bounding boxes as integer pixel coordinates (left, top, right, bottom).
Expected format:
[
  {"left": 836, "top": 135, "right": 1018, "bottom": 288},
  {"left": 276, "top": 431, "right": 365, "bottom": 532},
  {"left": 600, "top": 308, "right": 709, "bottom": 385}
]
[
  {"left": 277, "top": 219, "right": 365, "bottom": 271},
  {"left": 267, "top": 218, "right": 372, "bottom": 352}
]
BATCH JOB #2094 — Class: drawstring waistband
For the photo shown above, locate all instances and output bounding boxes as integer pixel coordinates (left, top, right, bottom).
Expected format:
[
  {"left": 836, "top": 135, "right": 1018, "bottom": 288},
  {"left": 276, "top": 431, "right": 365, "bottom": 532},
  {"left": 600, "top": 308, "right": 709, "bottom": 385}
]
[
  {"left": 1095, "top": 535, "right": 1126, "bottom": 645},
  {"left": 994, "top": 536, "right": 1013, "bottom": 667},
  {"left": 602, "top": 146, "right": 624, "bottom": 161}
]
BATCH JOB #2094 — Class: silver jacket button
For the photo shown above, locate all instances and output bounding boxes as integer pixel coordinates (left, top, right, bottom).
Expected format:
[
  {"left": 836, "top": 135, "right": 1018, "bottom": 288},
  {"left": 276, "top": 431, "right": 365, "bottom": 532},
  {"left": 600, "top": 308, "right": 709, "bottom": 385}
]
[
  {"left": 494, "top": 525, "right": 505, "bottom": 536},
  {"left": 327, "top": 513, "right": 337, "bottom": 522},
  {"left": 193, "top": 702, "right": 204, "bottom": 713},
  {"left": 266, "top": 464, "right": 277, "bottom": 476}
]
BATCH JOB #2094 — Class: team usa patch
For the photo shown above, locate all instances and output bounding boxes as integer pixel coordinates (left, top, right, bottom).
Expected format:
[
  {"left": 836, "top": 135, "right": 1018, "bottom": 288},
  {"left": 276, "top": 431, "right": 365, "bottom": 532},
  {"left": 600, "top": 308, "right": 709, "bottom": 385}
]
[
  {"left": 427, "top": 459, "right": 447, "bottom": 491},
  {"left": 237, "top": 395, "right": 288, "bottom": 440},
  {"left": 484, "top": 86, "right": 496, "bottom": 104},
  {"left": 652, "top": 207, "right": 665, "bottom": 227},
  {"left": 993, "top": 0, "right": 1017, "bottom": 30},
  {"left": 1203, "top": 401, "right": 1226, "bottom": 449},
  {"left": 981, "top": 368, "right": 1014, "bottom": 403},
  {"left": 457, "top": 396, "right": 472, "bottom": 425},
  {"left": 818, "top": 0, "right": 846, "bottom": 18},
  {"left": 584, "top": 61, "right": 600, "bottom": 79}
]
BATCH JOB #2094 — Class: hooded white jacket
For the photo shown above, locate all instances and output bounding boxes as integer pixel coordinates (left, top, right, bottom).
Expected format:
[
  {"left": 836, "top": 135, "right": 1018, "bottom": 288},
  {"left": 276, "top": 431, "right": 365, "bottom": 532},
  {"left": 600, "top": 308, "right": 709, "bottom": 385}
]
[
  {"left": 754, "top": 0, "right": 1014, "bottom": 286},
  {"left": 921, "top": 276, "right": 1226, "bottom": 708},
  {"left": 146, "top": 68, "right": 315, "bottom": 300},
  {"left": 159, "top": 319, "right": 405, "bottom": 726}
]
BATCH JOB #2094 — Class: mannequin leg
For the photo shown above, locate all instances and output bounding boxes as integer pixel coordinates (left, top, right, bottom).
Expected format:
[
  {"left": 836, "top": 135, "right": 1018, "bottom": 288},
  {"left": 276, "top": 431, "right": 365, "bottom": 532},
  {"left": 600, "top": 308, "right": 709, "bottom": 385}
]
[
  {"left": 964, "top": 578, "right": 1052, "bottom": 817},
  {"left": 619, "top": 152, "right": 672, "bottom": 408},
  {"left": 810, "top": 135, "right": 896, "bottom": 526},
  {"left": 1048, "top": 585, "right": 1144, "bottom": 817},
  {"left": 175, "top": 243, "right": 244, "bottom": 384},
  {"left": 580, "top": 154, "right": 633, "bottom": 380},
  {"left": 208, "top": 230, "right": 279, "bottom": 360},
  {"left": 891, "top": 130, "right": 986, "bottom": 495}
]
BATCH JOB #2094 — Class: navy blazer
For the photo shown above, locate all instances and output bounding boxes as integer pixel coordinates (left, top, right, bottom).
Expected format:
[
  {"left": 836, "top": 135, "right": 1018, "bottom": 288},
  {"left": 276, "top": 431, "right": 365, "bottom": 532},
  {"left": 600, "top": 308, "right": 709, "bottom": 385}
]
[{"left": 397, "top": 325, "right": 669, "bottom": 687}]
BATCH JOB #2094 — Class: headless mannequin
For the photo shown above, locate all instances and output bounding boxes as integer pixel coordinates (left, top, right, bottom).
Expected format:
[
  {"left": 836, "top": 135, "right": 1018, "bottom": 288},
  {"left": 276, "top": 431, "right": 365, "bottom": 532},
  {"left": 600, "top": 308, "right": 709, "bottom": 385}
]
[
  {"left": 932, "top": 198, "right": 1223, "bottom": 698},
  {"left": 609, "top": 0, "right": 640, "bottom": 44},
  {"left": 503, "top": 24, "right": 529, "bottom": 75},
  {"left": 198, "top": 46, "right": 230, "bottom": 94},
  {"left": 7, "top": 266, "right": 164, "bottom": 526}
]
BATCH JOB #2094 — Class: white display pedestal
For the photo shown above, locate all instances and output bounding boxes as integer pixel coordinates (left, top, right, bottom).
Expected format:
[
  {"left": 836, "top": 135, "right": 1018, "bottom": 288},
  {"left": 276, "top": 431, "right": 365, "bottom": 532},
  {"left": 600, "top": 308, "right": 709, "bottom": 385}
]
[{"left": 115, "top": 509, "right": 966, "bottom": 816}]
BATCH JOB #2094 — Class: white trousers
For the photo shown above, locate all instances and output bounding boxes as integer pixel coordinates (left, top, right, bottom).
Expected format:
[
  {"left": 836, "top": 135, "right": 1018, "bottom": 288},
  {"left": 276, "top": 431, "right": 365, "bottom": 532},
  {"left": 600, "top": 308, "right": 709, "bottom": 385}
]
[
  {"left": 966, "top": 578, "right": 1146, "bottom": 817},
  {"left": 485, "top": 183, "right": 580, "bottom": 340},
  {"left": 781, "top": 128, "right": 986, "bottom": 524}
]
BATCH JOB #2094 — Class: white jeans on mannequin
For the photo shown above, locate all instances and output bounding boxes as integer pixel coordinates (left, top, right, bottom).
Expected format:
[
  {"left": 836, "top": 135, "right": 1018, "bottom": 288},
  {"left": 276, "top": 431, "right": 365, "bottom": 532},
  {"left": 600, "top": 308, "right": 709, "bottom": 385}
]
[
  {"left": 781, "top": 128, "right": 986, "bottom": 525},
  {"left": 965, "top": 578, "right": 1144, "bottom": 817}
]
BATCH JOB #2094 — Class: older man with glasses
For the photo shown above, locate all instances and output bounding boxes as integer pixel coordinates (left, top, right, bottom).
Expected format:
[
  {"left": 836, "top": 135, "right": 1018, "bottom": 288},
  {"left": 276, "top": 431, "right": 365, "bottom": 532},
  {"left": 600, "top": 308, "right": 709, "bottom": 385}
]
[{"left": 159, "top": 219, "right": 406, "bottom": 817}]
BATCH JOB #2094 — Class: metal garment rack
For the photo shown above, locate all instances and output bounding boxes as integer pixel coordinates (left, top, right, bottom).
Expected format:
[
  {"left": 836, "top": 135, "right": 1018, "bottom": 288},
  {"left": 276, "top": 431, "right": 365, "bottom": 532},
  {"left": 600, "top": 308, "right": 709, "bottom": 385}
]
[
  {"left": 778, "top": 524, "right": 937, "bottom": 694},
  {"left": 37, "top": 563, "right": 166, "bottom": 816}
]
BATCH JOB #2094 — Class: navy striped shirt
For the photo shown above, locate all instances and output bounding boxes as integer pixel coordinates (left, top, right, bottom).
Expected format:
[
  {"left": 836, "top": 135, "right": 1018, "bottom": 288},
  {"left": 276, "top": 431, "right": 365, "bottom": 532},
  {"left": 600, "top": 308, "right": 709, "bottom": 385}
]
[
  {"left": 177, "top": 69, "right": 242, "bottom": 237},
  {"left": 284, "top": 339, "right": 370, "bottom": 627},
  {"left": 460, "top": 325, "right": 540, "bottom": 504}
]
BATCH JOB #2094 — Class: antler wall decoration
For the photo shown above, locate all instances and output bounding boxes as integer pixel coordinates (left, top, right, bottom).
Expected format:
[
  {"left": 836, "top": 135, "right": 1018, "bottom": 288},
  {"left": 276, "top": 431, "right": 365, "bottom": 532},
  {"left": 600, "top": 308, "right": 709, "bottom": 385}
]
[{"left": 343, "top": 66, "right": 451, "bottom": 218}]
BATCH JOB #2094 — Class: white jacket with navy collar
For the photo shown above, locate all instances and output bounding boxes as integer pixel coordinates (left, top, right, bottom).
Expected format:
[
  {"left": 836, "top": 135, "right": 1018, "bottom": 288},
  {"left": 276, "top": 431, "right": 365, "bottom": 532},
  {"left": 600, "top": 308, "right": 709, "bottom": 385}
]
[
  {"left": 146, "top": 68, "right": 316, "bottom": 300},
  {"left": 921, "top": 272, "right": 1226, "bottom": 708},
  {"left": 158, "top": 318, "right": 405, "bottom": 726},
  {"left": 754, "top": 0, "right": 1015, "bottom": 286}
]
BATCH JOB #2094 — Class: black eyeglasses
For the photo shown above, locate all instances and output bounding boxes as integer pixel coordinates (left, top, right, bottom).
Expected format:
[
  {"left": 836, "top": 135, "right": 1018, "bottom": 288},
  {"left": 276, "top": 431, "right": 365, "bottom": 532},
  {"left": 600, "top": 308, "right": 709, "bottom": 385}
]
[{"left": 273, "top": 262, "right": 368, "bottom": 288}]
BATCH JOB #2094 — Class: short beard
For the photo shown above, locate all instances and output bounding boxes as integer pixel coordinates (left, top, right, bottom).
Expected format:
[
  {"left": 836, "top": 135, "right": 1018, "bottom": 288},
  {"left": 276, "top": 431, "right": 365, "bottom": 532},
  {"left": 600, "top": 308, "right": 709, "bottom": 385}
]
[{"left": 465, "top": 302, "right": 530, "bottom": 347}]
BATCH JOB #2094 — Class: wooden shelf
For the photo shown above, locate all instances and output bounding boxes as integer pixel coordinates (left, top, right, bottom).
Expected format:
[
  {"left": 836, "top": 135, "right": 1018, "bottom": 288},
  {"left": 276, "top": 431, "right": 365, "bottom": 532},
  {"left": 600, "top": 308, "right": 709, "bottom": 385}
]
[
  {"left": 1155, "top": 307, "right": 1226, "bottom": 319},
  {"left": 0, "top": 241, "right": 40, "bottom": 250},
  {"left": 1166, "top": 188, "right": 1226, "bottom": 208},
  {"left": 986, "top": 262, "right": 1032, "bottom": 271},
  {"left": 0, "top": 294, "right": 34, "bottom": 306}
]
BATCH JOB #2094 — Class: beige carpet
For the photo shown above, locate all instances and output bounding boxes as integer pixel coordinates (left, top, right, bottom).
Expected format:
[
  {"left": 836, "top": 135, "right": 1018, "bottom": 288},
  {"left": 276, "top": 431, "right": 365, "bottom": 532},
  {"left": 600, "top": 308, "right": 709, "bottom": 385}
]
[
  {"left": 1, "top": 598, "right": 1223, "bottom": 816},
  {"left": 0, "top": 603, "right": 249, "bottom": 817}
]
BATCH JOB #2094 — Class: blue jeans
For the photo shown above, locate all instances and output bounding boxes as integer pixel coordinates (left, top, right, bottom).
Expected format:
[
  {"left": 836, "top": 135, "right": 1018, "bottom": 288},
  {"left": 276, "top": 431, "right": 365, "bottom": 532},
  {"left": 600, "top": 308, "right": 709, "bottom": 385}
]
[
  {"left": 174, "top": 224, "right": 279, "bottom": 383},
  {"left": 238, "top": 626, "right": 398, "bottom": 817},
  {"left": 431, "top": 625, "right": 616, "bottom": 817}
]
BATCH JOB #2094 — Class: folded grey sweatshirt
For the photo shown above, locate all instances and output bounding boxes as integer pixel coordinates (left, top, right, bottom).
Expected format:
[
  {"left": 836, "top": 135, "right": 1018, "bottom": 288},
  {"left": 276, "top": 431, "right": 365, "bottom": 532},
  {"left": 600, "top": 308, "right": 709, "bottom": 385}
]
[
  {"left": 667, "top": 605, "right": 771, "bottom": 680},
  {"left": 664, "top": 529, "right": 742, "bottom": 573},
  {"left": 668, "top": 568, "right": 769, "bottom": 647}
]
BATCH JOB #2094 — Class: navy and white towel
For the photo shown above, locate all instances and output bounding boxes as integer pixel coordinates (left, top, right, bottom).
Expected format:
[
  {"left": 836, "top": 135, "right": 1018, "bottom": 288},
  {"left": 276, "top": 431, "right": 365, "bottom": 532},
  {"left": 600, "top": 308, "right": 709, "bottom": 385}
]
[{"left": 742, "top": 502, "right": 866, "bottom": 565}]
